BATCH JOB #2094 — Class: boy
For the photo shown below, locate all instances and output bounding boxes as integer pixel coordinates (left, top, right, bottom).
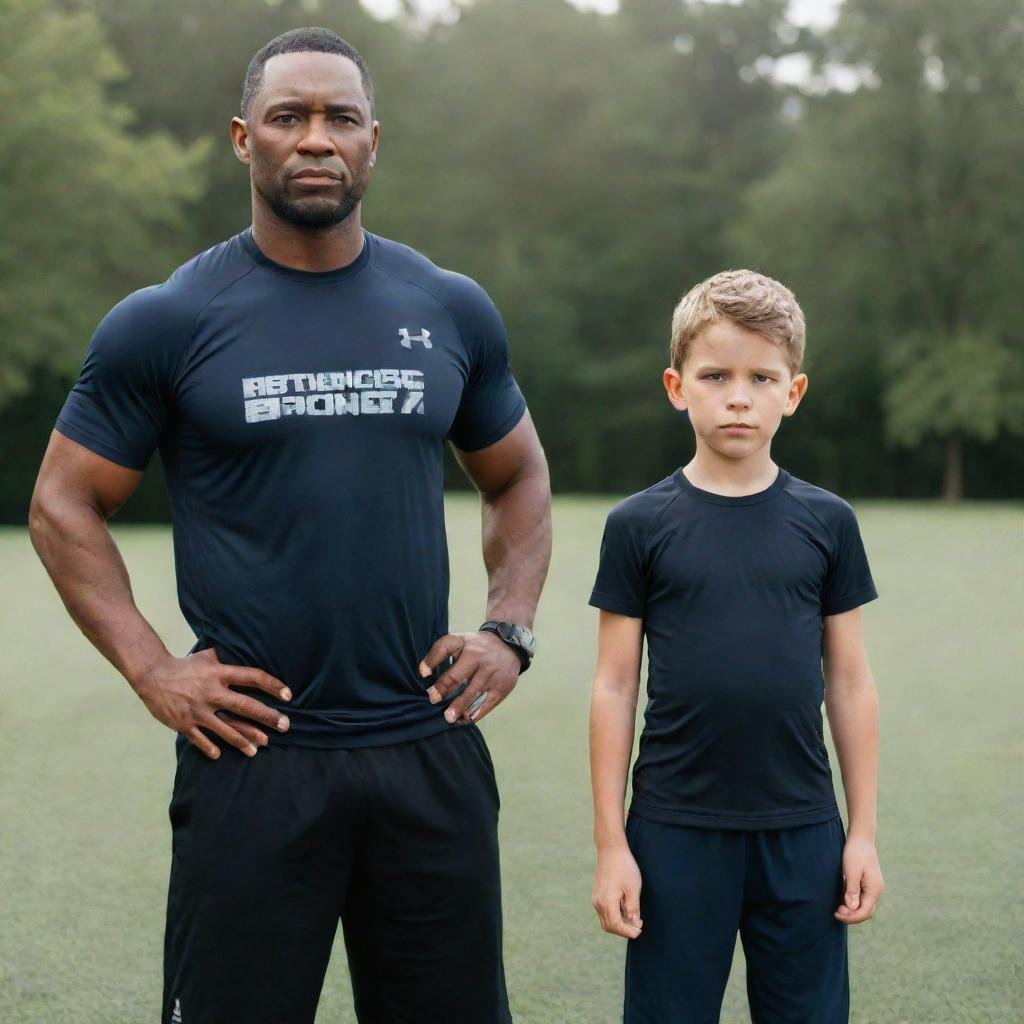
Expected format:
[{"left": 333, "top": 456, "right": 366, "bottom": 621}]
[{"left": 589, "top": 270, "right": 883, "bottom": 1022}]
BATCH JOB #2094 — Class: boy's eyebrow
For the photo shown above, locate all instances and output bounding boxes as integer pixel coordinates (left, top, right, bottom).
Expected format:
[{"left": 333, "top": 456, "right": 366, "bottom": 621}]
[{"left": 693, "top": 365, "right": 783, "bottom": 375}]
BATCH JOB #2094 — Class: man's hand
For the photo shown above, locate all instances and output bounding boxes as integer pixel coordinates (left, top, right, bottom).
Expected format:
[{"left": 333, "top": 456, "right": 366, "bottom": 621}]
[
  {"left": 134, "top": 647, "right": 292, "bottom": 759},
  {"left": 419, "top": 630, "right": 521, "bottom": 724},
  {"left": 834, "top": 834, "right": 884, "bottom": 924},
  {"left": 592, "top": 842, "right": 643, "bottom": 939}
]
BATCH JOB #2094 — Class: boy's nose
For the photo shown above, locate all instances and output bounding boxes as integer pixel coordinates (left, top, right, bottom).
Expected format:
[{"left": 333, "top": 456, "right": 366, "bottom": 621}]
[{"left": 727, "top": 390, "right": 752, "bottom": 409}]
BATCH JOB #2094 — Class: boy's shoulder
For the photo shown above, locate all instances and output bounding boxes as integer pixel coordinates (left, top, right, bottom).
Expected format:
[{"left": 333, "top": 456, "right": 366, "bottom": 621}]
[
  {"left": 780, "top": 473, "right": 862, "bottom": 533},
  {"left": 605, "top": 474, "right": 681, "bottom": 534}
]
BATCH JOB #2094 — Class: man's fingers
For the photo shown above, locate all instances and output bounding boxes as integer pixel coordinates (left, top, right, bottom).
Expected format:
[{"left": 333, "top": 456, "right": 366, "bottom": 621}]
[
  {"left": 220, "top": 693, "right": 290, "bottom": 733},
  {"left": 429, "top": 650, "right": 478, "bottom": 698},
  {"left": 443, "top": 676, "right": 492, "bottom": 723},
  {"left": 418, "top": 634, "right": 469, "bottom": 678},
  {"left": 218, "top": 714, "right": 269, "bottom": 748},
  {"left": 222, "top": 665, "right": 291, "bottom": 702},
  {"left": 200, "top": 712, "right": 259, "bottom": 757},
  {"left": 185, "top": 726, "right": 221, "bottom": 760}
]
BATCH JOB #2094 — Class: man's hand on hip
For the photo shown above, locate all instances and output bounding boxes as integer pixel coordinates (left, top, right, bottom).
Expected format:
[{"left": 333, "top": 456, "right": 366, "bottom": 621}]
[
  {"left": 419, "top": 630, "right": 521, "bottom": 724},
  {"left": 133, "top": 647, "right": 292, "bottom": 759}
]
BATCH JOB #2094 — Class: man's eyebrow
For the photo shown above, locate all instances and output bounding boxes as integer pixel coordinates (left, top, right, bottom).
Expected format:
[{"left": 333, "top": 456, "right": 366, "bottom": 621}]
[{"left": 265, "top": 99, "right": 365, "bottom": 114}]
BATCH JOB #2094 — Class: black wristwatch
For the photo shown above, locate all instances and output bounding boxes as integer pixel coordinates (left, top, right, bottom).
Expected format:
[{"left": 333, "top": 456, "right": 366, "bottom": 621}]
[{"left": 479, "top": 621, "right": 536, "bottom": 674}]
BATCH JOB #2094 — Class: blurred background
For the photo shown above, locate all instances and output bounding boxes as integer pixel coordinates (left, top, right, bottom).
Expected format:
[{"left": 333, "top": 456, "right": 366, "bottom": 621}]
[{"left": 1, "top": 0, "right": 1022, "bottom": 517}]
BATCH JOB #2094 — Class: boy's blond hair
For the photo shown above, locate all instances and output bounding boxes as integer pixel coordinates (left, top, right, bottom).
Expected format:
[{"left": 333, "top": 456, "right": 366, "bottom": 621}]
[{"left": 670, "top": 269, "right": 806, "bottom": 375}]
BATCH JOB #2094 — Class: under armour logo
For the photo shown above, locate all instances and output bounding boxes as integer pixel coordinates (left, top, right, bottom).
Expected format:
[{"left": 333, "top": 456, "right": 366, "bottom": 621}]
[
  {"left": 398, "top": 327, "right": 432, "bottom": 349},
  {"left": 171, "top": 998, "right": 182, "bottom": 1023}
]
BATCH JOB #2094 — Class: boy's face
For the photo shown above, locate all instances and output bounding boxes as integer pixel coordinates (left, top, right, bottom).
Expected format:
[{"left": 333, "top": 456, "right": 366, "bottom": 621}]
[{"left": 663, "top": 319, "right": 808, "bottom": 462}]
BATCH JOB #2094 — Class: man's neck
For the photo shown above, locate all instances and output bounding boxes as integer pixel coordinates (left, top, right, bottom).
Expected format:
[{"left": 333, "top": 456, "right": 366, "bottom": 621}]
[
  {"left": 683, "top": 445, "right": 779, "bottom": 497},
  {"left": 250, "top": 204, "right": 365, "bottom": 273}
]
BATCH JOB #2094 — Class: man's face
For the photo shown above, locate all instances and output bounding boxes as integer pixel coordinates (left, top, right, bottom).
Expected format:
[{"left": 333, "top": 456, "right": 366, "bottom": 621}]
[
  {"left": 233, "top": 51, "right": 379, "bottom": 230},
  {"left": 664, "top": 320, "right": 808, "bottom": 461}
]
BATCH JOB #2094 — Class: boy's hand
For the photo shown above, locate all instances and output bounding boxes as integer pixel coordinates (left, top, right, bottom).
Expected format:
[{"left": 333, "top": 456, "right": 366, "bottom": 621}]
[
  {"left": 592, "top": 843, "right": 644, "bottom": 939},
  {"left": 834, "top": 835, "right": 884, "bottom": 924}
]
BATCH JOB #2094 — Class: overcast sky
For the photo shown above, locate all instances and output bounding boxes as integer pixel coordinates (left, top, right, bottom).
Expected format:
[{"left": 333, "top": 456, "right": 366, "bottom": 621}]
[{"left": 360, "top": 0, "right": 844, "bottom": 30}]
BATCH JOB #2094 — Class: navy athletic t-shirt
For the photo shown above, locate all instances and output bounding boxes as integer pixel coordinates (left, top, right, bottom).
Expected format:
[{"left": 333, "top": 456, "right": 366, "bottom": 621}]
[
  {"left": 56, "top": 228, "right": 526, "bottom": 748},
  {"left": 590, "top": 468, "right": 877, "bottom": 829}
]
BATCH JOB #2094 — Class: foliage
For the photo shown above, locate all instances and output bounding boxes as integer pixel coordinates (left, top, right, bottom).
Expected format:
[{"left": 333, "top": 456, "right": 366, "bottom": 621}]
[
  {"left": 0, "top": 0, "right": 208, "bottom": 408},
  {"left": 0, "top": 0, "right": 1021, "bottom": 512}
]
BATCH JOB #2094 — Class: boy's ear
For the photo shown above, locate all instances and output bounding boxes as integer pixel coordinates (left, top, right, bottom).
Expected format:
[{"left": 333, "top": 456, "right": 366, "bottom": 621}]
[
  {"left": 782, "top": 372, "right": 809, "bottom": 417},
  {"left": 663, "top": 367, "right": 687, "bottom": 411}
]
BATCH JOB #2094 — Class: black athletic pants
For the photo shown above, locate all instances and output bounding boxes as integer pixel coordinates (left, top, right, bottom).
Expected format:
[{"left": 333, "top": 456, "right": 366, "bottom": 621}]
[{"left": 162, "top": 725, "right": 511, "bottom": 1024}]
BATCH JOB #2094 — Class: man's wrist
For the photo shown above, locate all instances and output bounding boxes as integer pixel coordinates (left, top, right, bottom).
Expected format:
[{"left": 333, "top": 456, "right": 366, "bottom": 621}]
[{"left": 478, "top": 620, "right": 535, "bottom": 673}]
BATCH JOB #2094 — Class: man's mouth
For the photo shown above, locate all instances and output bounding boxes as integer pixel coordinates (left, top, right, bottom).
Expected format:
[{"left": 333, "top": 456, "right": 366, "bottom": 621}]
[{"left": 292, "top": 168, "right": 343, "bottom": 181}]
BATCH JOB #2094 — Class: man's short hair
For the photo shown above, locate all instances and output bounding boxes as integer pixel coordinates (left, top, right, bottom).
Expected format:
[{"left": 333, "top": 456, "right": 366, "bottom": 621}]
[
  {"left": 241, "top": 27, "right": 375, "bottom": 119},
  {"left": 670, "top": 270, "right": 806, "bottom": 375}
]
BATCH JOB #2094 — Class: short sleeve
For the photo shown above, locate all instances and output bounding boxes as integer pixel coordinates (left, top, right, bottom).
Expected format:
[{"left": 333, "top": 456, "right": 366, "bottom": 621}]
[
  {"left": 821, "top": 502, "right": 878, "bottom": 616},
  {"left": 446, "top": 279, "right": 526, "bottom": 452},
  {"left": 55, "top": 288, "right": 181, "bottom": 470},
  {"left": 589, "top": 504, "right": 647, "bottom": 618}
]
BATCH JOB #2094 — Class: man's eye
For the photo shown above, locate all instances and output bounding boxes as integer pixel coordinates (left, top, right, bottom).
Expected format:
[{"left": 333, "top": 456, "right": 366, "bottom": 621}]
[
  {"left": 273, "top": 114, "right": 298, "bottom": 124},
  {"left": 332, "top": 115, "right": 356, "bottom": 125}
]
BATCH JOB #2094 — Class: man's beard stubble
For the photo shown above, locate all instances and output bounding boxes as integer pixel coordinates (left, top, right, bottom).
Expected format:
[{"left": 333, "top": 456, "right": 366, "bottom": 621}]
[{"left": 259, "top": 172, "right": 368, "bottom": 231}]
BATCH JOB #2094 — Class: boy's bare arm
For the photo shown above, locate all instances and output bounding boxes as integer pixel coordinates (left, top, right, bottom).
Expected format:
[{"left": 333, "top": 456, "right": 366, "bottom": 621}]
[
  {"left": 29, "top": 432, "right": 292, "bottom": 759},
  {"left": 590, "top": 610, "right": 644, "bottom": 939},
  {"left": 823, "top": 606, "right": 884, "bottom": 924}
]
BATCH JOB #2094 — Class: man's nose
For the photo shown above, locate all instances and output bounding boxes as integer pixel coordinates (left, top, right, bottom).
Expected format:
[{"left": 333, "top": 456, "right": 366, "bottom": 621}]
[{"left": 296, "top": 117, "right": 336, "bottom": 156}]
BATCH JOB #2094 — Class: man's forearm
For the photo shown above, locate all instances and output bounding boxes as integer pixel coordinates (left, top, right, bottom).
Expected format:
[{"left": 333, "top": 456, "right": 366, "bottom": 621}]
[
  {"left": 29, "top": 496, "right": 169, "bottom": 689},
  {"left": 825, "top": 677, "right": 879, "bottom": 838},
  {"left": 480, "top": 469, "right": 551, "bottom": 626}
]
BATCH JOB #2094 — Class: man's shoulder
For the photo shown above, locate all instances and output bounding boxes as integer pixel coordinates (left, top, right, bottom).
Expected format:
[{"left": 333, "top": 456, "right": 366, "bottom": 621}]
[
  {"left": 104, "top": 233, "right": 255, "bottom": 340},
  {"left": 368, "top": 233, "right": 498, "bottom": 325}
]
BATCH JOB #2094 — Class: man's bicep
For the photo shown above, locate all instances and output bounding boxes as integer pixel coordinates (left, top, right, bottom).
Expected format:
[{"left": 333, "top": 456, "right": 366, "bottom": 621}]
[
  {"left": 34, "top": 430, "right": 145, "bottom": 519},
  {"left": 452, "top": 410, "right": 547, "bottom": 497}
]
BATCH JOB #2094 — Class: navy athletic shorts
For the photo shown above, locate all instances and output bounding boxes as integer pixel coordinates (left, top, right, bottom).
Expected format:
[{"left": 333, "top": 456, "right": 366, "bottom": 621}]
[
  {"left": 162, "top": 725, "right": 511, "bottom": 1024},
  {"left": 624, "top": 815, "right": 849, "bottom": 1023}
]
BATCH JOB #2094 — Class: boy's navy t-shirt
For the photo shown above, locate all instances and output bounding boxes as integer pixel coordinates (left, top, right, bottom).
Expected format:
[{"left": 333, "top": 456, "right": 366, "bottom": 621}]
[
  {"left": 55, "top": 229, "right": 526, "bottom": 748},
  {"left": 590, "top": 468, "right": 877, "bottom": 830}
]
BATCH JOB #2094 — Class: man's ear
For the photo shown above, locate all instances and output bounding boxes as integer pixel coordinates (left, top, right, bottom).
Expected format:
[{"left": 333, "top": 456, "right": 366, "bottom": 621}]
[
  {"left": 230, "top": 116, "right": 251, "bottom": 165},
  {"left": 782, "top": 372, "right": 809, "bottom": 417},
  {"left": 663, "top": 367, "right": 687, "bottom": 412}
]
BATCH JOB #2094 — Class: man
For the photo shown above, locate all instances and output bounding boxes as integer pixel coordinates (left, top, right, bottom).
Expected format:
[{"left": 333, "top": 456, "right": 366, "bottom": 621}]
[{"left": 29, "top": 27, "right": 551, "bottom": 1024}]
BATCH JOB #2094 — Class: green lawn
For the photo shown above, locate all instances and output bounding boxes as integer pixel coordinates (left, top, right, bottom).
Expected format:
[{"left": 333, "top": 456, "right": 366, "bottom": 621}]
[{"left": 1, "top": 500, "right": 1021, "bottom": 1023}]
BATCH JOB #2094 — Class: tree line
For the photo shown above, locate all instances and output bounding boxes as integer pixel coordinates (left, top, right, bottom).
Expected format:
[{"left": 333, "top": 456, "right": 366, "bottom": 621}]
[{"left": 0, "top": 0, "right": 1020, "bottom": 521}]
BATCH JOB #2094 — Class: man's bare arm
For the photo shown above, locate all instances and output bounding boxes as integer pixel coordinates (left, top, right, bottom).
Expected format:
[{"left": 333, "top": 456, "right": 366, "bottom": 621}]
[
  {"left": 418, "top": 412, "right": 552, "bottom": 723},
  {"left": 29, "top": 431, "right": 291, "bottom": 758}
]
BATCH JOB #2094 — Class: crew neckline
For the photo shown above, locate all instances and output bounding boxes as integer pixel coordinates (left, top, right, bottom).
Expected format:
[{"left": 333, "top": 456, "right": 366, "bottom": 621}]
[
  {"left": 674, "top": 466, "right": 790, "bottom": 506},
  {"left": 239, "top": 227, "right": 372, "bottom": 282}
]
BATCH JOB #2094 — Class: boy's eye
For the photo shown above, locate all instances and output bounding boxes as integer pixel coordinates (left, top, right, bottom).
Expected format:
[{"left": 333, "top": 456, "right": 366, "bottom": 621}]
[
  {"left": 753, "top": 374, "right": 772, "bottom": 384},
  {"left": 702, "top": 373, "right": 724, "bottom": 382}
]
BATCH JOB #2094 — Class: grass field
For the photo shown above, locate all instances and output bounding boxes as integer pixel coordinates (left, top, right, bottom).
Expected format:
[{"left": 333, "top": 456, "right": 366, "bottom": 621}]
[{"left": 1, "top": 499, "right": 1021, "bottom": 1023}]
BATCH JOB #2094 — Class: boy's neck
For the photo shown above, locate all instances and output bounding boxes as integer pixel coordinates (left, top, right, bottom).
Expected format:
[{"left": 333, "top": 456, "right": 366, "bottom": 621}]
[{"left": 683, "top": 445, "right": 780, "bottom": 497}]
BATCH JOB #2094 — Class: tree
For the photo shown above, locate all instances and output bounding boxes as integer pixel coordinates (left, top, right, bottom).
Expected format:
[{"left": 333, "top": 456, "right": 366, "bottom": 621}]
[
  {"left": 0, "top": 0, "right": 208, "bottom": 410},
  {"left": 736, "top": 0, "right": 1024, "bottom": 498}
]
